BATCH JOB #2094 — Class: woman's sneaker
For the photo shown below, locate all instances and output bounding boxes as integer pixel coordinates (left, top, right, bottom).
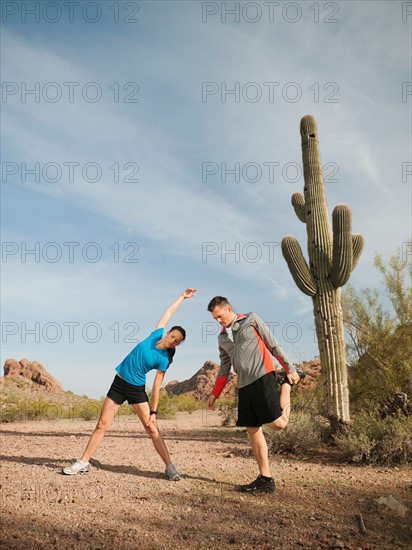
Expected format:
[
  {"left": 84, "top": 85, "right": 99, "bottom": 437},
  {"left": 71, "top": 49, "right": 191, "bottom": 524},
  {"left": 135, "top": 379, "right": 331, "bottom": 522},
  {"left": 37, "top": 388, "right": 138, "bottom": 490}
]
[
  {"left": 240, "top": 475, "right": 275, "bottom": 493},
  {"left": 62, "top": 459, "right": 91, "bottom": 475},
  {"left": 164, "top": 464, "right": 181, "bottom": 481}
]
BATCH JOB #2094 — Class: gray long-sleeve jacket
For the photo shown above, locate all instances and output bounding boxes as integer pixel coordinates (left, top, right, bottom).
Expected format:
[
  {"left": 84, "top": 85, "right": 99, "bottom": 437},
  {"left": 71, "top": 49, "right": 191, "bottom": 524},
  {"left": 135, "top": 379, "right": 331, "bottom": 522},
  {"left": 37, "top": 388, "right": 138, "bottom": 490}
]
[{"left": 211, "top": 312, "right": 296, "bottom": 397}]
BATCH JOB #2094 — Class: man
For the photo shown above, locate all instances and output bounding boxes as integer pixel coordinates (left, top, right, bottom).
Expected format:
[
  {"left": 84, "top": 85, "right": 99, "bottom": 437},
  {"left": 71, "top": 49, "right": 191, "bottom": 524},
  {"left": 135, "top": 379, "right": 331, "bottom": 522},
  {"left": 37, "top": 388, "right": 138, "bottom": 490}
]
[{"left": 207, "top": 296, "right": 305, "bottom": 493}]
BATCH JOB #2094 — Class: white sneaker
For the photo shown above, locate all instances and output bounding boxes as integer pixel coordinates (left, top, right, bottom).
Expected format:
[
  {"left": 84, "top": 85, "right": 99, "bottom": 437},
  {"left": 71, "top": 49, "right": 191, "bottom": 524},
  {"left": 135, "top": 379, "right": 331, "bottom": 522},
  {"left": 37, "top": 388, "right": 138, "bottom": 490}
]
[
  {"left": 62, "top": 459, "right": 91, "bottom": 475},
  {"left": 165, "top": 464, "right": 181, "bottom": 481}
]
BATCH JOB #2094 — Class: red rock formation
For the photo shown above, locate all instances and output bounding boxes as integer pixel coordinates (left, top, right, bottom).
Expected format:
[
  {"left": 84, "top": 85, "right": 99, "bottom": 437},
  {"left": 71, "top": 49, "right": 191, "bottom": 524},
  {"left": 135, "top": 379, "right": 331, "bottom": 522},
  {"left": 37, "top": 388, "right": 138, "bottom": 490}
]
[
  {"left": 165, "top": 360, "right": 237, "bottom": 400},
  {"left": 295, "top": 359, "right": 323, "bottom": 393},
  {"left": 3, "top": 358, "right": 63, "bottom": 393}
]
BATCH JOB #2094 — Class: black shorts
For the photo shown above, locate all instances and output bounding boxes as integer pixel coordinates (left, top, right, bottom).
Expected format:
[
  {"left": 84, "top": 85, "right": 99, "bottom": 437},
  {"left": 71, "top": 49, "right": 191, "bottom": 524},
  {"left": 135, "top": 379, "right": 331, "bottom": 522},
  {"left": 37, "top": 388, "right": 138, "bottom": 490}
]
[
  {"left": 106, "top": 375, "right": 149, "bottom": 405},
  {"left": 236, "top": 372, "right": 282, "bottom": 428}
]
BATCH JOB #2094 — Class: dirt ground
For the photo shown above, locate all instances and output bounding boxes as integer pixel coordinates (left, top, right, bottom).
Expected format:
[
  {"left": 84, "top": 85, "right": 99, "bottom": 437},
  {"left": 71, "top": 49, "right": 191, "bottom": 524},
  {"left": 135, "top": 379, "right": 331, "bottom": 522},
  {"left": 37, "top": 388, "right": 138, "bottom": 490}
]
[{"left": 1, "top": 409, "right": 411, "bottom": 550}]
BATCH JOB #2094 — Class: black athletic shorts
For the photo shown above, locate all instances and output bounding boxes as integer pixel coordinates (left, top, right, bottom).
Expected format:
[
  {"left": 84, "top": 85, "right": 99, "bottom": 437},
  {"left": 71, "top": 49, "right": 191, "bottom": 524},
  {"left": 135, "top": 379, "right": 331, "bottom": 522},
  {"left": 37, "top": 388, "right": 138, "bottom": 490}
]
[
  {"left": 236, "top": 372, "right": 282, "bottom": 428},
  {"left": 106, "top": 375, "right": 149, "bottom": 405}
]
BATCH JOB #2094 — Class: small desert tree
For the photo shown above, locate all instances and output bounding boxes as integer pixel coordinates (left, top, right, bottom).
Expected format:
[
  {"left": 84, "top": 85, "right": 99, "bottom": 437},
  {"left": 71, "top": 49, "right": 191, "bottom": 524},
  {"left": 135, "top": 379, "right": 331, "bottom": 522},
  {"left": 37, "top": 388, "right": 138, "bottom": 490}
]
[{"left": 342, "top": 243, "right": 412, "bottom": 413}]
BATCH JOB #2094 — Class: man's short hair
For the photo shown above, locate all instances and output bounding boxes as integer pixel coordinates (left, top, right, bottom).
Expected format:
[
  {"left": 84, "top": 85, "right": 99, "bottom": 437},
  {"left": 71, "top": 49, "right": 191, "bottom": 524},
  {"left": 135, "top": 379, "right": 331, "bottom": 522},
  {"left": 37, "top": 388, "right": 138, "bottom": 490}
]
[{"left": 207, "top": 296, "right": 231, "bottom": 312}]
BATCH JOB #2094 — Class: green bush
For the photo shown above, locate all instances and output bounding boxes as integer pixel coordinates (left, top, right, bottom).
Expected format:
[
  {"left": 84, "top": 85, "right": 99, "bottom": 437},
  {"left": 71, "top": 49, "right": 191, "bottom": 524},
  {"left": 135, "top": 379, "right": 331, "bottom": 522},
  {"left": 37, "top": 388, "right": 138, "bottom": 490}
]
[
  {"left": 217, "top": 397, "right": 238, "bottom": 427},
  {"left": 1, "top": 398, "right": 64, "bottom": 422},
  {"left": 78, "top": 400, "right": 102, "bottom": 421},
  {"left": 174, "top": 394, "right": 201, "bottom": 414},
  {"left": 265, "top": 411, "right": 322, "bottom": 456},
  {"left": 146, "top": 391, "right": 177, "bottom": 419},
  {"left": 335, "top": 412, "right": 412, "bottom": 465}
]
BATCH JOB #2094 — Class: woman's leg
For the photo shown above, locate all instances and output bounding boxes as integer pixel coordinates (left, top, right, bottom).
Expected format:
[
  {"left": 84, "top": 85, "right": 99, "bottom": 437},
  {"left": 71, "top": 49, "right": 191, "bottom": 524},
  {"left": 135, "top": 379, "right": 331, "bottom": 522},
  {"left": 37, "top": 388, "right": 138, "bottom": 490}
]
[
  {"left": 132, "top": 402, "right": 172, "bottom": 466},
  {"left": 80, "top": 397, "right": 119, "bottom": 462}
]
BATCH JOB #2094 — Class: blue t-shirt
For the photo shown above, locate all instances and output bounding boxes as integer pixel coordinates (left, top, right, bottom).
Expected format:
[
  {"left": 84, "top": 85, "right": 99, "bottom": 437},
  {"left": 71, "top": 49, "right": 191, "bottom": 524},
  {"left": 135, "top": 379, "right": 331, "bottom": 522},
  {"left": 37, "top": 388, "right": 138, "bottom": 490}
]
[{"left": 115, "top": 328, "right": 169, "bottom": 386}]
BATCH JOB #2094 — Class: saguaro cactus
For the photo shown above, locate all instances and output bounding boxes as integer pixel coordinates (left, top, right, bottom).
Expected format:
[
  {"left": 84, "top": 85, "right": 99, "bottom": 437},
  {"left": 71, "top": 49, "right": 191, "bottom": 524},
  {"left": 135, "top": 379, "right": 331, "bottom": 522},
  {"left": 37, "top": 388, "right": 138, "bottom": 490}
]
[{"left": 282, "top": 114, "right": 364, "bottom": 430}]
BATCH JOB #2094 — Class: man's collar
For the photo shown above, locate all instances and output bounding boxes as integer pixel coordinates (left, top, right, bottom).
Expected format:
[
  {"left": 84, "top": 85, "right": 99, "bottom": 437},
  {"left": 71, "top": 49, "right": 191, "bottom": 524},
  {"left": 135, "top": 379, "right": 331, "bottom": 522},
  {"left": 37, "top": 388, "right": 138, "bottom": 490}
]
[{"left": 220, "top": 313, "right": 246, "bottom": 334}]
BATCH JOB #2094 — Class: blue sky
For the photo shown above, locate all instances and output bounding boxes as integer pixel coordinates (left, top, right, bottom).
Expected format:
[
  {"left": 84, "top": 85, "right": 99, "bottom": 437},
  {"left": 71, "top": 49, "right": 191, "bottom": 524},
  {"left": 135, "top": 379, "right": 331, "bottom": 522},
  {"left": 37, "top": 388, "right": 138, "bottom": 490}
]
[{"left": 1, "top": 1, "right": 411, "bottom": 398}]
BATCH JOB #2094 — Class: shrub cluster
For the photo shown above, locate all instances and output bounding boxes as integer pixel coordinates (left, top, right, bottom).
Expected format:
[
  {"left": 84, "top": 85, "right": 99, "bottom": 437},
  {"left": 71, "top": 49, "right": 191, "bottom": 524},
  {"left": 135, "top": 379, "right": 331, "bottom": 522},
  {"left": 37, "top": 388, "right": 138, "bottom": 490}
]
[
  {"left": 216, "top": 397, "right": 238, "bottom": 427},
  {"left": 146, "top": 392, "right": 203, "bottom": 419},
  {"left": 1, "top": 395, "right": 135, "bottom": 423},
  {"left": 265, "top": 411, "right": 322, "bottom": 456},
  {"left": 335, "top": 412, "right": 412, "bottom": 465}
]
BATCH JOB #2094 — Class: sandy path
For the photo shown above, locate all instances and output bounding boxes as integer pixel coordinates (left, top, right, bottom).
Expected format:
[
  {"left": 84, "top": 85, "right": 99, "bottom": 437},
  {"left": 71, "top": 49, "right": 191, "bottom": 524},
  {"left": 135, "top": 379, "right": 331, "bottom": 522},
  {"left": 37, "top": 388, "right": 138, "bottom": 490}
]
[{"left": 1, "top": 410, "right": 411, "bottom": 549}]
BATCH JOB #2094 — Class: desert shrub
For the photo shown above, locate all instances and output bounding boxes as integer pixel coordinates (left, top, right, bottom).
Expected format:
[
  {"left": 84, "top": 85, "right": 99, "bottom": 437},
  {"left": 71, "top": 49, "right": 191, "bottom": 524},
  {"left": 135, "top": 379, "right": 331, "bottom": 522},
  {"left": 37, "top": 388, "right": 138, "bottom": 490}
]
[
  {"left": 291, "top": 383, "right": 327, "bottom": 415},
  {"left": 342, "top": 246, "right": 412, "bottom": 414},
  {"left": 78, "top": 400, "right": 103, "bottom": 421},
  {"left": 146, "top": 391, "right": 177, "bottom": 419},
  {"left": 0, "top": 398, "right": 64, "bottom": 422},
  {"left": 174, "top": 394, "right": 200, "bottom": 414},
  {"left": 335, "top": 412, "right": 412, "bottom": 465},
  {"left": 217, "top": 397, "right": 238, "bottom": 427},
  {"left": 266, "top": 411, "right": 322, "bottom": 456}
]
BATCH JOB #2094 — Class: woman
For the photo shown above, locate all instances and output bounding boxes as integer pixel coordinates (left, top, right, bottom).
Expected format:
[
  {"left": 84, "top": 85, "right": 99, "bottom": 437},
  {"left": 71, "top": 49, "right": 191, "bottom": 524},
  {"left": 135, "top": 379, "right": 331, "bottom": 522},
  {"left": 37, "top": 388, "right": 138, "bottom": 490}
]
[{"left": 62, "top": 288, "right": 196, "bottom": 480}]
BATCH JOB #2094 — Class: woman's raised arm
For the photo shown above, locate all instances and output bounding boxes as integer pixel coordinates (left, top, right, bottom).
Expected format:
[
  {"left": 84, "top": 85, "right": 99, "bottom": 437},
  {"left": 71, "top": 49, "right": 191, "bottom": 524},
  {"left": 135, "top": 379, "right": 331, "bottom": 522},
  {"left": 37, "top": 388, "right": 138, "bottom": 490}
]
[{"left": 155, "top": 288, "right": 196, "bottom": 329}]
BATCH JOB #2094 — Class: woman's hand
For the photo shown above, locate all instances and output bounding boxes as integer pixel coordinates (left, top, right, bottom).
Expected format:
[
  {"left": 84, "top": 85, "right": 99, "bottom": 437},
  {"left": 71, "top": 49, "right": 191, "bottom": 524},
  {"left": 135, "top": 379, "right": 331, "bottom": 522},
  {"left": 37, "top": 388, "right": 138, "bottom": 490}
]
[
  {"left": 146, "top": 413, "right": 157, "bottom": 427},
  {"left": 182, "top": 288, "right": 197, "bottom": 299}
]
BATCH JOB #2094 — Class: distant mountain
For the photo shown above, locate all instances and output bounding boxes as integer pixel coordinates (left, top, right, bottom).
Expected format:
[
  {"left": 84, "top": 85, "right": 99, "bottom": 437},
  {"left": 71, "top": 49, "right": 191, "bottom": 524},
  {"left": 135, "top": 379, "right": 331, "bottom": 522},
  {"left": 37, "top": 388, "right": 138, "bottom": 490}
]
[{"left": 165, "top": 360, "right": 237, "bottom": 400}]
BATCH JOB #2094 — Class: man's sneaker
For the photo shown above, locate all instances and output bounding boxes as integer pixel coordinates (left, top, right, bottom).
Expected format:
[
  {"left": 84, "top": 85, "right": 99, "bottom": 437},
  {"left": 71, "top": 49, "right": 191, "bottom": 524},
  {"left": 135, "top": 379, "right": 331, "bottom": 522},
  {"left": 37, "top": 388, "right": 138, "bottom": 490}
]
[
  {"left": 164, "top": 464, "right": 181, "bottom": 481},
  {"left": 240, "top": 475, "right": 275, "bottom": 493},
  {"left": 277, "top": 367, "right": 306, "bottom": 387},
  {"left": 62, "top": 459, "right": 91, "bottom": 475}
]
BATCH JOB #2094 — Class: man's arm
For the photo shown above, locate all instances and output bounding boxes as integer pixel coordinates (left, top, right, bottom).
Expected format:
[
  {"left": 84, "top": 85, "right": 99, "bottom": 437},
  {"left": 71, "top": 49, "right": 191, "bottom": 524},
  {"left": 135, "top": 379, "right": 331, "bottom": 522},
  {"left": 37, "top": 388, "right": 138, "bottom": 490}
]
[
  {"left": 252, "top": 313, "right": 296, "bottom": 375},
  {"left": 208, "top": 345, "right": 232, "bottom": 409}
]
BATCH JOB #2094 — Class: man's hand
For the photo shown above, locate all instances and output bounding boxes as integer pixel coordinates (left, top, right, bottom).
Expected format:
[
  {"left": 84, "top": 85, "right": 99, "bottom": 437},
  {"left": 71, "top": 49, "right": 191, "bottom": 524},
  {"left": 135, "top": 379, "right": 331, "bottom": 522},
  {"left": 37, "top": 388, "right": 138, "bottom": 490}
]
[
  {"left": 208, "top": 394, "right": 217, "bottom": 410},
  {"left": 182, "top": 288, "right": 197, "bottom": 299},
  {"left": 287, "top": 372, "right": 300, "bottom": 385}
]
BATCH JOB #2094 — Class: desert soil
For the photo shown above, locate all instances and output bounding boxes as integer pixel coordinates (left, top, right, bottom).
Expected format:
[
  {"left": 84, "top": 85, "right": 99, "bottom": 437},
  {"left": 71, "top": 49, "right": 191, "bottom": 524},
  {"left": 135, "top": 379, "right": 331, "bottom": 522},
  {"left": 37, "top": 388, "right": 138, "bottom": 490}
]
[{"left": 1, "top": 409, "right": 411, "bottom": 550}]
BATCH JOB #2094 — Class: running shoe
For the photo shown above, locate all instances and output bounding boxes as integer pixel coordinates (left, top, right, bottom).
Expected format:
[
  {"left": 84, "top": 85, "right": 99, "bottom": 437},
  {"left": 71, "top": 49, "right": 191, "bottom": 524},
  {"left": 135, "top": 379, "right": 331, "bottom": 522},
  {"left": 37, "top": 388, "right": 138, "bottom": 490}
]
[
  {"left": 239, "top": 475, "right": 275, "bottom": 493},
  {"left": 164, "top": 464, "right": 181, "bottom": 481},
  {"left": 62, "top": 459, "right": 91, "bottom": 475}
]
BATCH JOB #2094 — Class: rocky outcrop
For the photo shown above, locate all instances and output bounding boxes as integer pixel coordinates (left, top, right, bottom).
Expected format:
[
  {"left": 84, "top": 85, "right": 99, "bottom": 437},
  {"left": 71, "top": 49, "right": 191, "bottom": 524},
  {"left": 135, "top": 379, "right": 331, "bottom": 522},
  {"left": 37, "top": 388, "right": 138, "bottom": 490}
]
[
  {"left": 165, "top": 360, "right": 237, "bottom": 400},
  {"left": 297, "top": 359, "right": 322, "bottom": 391},
  {"left": 3, "top": 358, "right": 63, "bottom": 393}
]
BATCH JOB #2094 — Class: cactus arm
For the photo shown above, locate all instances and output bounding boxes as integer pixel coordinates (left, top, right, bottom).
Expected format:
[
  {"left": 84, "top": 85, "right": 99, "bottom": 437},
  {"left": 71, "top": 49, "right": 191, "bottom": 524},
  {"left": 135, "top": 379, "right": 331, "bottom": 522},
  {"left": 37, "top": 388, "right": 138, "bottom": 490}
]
[
  {"left": 331, "top": 204, "right": 353, "bottom": 288},
  {"left": 281, "top": 236, "right": 318, "bottom": 296},
  {"left": 352, "top": 234, "right": 364, "bottom": 270},
  {"left": 291, "top": 192, "right": 306, "bottom": 223}
]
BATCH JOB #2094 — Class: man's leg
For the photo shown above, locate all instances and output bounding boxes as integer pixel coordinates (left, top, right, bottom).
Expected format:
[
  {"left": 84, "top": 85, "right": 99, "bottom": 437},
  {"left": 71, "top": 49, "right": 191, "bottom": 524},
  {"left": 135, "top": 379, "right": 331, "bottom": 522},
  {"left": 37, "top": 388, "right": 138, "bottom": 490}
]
[
  {"left": 268, "top": 383, "right": 291, "bottom": 431},
  {"left": 241, "top": 426, "right": 275, "bottom": 493},
  {"left": 246, "top": 426, "right": 271, "bottom": 477}
]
